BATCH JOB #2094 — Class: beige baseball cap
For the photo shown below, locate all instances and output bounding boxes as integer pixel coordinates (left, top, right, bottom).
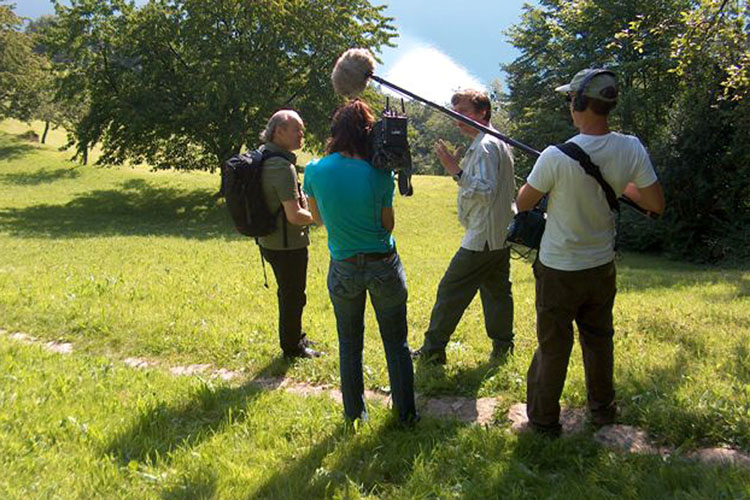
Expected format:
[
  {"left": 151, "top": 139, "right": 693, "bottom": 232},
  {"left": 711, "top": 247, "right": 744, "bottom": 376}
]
[{"left": 555, "top": 69, "right": 618, "bottom": 102}]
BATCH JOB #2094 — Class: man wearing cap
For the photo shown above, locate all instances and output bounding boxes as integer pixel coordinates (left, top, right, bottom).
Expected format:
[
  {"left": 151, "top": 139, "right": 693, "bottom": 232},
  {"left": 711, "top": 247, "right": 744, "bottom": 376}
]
[{"left": 516, "top": 69, "right": 665, "bottom": 435}]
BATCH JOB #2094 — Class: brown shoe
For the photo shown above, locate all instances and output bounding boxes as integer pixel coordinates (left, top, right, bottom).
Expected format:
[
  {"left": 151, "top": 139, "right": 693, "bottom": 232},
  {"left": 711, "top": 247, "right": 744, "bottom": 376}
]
[{"left": 591, "top": 401, "right": 617, "bottom": 427}]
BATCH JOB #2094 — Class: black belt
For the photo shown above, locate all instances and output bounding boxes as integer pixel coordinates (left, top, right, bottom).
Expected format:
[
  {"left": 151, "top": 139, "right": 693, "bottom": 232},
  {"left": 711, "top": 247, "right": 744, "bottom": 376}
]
[{"left": 342, "top": 250, "right": 395, "bottom": 264}]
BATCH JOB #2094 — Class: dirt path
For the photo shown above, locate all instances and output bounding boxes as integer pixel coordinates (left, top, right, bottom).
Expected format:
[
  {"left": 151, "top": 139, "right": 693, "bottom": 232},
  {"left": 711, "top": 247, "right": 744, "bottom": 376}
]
[{"left": 3, "top": 328, "right": 748, "bottom": 468}]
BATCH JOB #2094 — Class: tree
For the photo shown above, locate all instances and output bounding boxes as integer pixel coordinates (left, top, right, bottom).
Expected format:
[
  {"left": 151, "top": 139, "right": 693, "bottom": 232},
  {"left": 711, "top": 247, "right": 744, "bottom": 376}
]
[
  {"left": 25, "top": 15, "right": 62, "bottom": 144},
  {"left": 0, "top": 3, "right": 48, "bottom": 121},
  {"left": 44, "top": 0, "right": 396, "bottom": 170},
  {"left": 504, "top": 0, "right": 689, "bottom": 175},
  {"left": 504, "top": 0, "right": 750, "bottom": 261}
]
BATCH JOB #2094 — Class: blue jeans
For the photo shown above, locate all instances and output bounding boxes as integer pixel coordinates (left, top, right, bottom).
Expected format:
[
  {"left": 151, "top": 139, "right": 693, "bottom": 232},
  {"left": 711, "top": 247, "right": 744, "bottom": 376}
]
[{"left": 327, "top": 253, "right": 417, "bottom": 423}]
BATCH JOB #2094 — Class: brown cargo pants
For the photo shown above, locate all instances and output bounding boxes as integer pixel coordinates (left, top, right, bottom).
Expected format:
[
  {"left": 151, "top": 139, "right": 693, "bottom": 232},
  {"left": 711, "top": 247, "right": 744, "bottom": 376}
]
[{"left": 526, "top": 260, "right": 618, "bottom": 432}]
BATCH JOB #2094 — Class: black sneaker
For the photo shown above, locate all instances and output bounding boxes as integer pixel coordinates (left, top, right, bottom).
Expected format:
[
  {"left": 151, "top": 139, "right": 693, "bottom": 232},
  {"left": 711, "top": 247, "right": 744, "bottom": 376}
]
[
  {"left": 490, "top": 343, "right": 514, "bottom": 362},
  {"left": 300, "top": 336, "right": 316, "bottom": 347},
  {"left": 411, "top": 346, "right": 446, "bottom": 365},
  {"left": 284, "top": 346, "right": 323, "bottom": 360}
]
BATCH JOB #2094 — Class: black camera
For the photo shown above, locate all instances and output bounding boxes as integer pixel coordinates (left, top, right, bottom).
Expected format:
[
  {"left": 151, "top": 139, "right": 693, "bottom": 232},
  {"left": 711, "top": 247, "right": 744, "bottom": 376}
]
[
  {"left": 368, "top": 98, "right": 413, "bottom": 196},
  {"left": 506, "top": 196, "right": 548, "bottom": 250}
]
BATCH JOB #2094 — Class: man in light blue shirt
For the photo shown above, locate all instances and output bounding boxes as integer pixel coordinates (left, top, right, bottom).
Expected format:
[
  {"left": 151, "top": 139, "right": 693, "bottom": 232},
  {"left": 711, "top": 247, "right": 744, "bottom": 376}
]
[{"left": 413, "top": 89, "right": 516, "bottom": 365}]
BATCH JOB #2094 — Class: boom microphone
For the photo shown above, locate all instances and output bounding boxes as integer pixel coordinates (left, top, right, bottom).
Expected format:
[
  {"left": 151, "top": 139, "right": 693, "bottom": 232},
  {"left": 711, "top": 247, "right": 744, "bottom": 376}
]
[
  {"left": 330, "top": 48, "right": 658, "bottom": 220},
  {"left": 331, "top": 48, "right": 376, "bottom": 98},
  {"left": 332, "top": 48, "right": 541, "bottom": 157}
]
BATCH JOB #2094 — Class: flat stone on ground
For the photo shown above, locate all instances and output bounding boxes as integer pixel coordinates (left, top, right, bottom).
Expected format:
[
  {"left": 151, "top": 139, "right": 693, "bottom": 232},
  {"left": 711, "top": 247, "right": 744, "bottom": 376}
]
[
  {"left": 688, "top": 447, "right": 750, "bottom": 467},
  {"left": 593, "top": 425, "right": 658, "bottom": 455},
  {"left": 507, "top": 403, "right": 586, "bottom": 434},
  {"left": 420, "top": 395, "right": 499, "bottom": 425}
]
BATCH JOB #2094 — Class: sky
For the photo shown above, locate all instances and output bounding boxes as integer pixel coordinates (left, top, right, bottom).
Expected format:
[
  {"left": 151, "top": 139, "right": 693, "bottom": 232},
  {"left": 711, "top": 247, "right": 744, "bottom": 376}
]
[{"left": 14, "top": 0, "right": 536, "bottom": 103}]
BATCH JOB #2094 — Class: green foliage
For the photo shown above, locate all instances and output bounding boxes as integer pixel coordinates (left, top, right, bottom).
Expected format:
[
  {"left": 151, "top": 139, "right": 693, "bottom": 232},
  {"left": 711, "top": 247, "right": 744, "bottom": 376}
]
[
  {"left": 504, "top": 0, "right": 750, "bottom": 262},
  {"left": 0, "top": 3, "right": 48, "bottom": 121},
  {"left": 43, "top": 0, "right": 396, "bottom": 170}
]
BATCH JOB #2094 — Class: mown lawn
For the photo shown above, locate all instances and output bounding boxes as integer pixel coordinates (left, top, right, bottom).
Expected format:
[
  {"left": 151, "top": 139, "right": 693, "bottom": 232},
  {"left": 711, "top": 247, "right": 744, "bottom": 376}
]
[{"left": 1, "top": 122, "right": 749, "bottom": 498}]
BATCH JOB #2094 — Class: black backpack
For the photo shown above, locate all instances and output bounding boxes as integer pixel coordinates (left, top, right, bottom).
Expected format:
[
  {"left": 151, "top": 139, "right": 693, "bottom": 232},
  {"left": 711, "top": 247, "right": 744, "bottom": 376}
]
[{"left": 221, "top": 149, "right": 286, "bottom": 237}]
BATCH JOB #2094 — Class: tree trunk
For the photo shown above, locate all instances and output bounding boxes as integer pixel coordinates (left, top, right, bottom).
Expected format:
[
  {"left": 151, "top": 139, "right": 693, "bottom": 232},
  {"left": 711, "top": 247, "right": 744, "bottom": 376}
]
[{"left": 41, "top": 121, "right": 50, "bottom": 144}]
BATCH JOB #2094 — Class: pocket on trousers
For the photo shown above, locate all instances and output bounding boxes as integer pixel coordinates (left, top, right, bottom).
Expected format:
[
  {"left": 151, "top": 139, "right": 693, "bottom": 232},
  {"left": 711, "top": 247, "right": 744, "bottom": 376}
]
[
  {"left": 328, "top": 263, "right": 359, "bottom": 299},
  {"left": 369, "top": 258, "right": 407, "bottom": 304}
]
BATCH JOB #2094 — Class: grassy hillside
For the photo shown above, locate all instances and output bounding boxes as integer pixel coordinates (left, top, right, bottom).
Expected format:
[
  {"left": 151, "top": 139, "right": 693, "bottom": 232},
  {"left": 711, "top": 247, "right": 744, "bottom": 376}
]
[{"left": 1, "top": 122, "right": 749, "bottom": 498}]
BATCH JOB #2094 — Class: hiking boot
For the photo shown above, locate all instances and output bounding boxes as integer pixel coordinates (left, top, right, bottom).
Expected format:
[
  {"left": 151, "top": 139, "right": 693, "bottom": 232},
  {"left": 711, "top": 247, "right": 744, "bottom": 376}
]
[
  {"left": 590, "top": 401, "right": 618, "bottom": 427},
  {"left": 530, "top": 421, "right": 562, "bottom": 439},
  {"left": 411, "top": 346, "right": 446, "bottom": 365}
]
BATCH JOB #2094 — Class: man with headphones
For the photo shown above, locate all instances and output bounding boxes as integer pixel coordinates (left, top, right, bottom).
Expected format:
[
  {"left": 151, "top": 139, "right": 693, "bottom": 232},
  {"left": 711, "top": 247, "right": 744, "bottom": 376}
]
[{"left": 515, "top": 69, "right": 665, "bottom": 436}]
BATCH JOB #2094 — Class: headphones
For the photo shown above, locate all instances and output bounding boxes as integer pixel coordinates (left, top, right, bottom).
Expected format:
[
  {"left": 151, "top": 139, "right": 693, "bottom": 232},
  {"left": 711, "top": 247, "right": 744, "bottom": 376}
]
[{"left": 573, "top": 69, "right": 617, "bottom": 112}]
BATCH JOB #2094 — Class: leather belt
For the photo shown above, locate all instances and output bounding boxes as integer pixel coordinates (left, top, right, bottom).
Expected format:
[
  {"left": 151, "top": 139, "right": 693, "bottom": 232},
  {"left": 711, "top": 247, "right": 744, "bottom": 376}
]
[{"left": 342, "top": 250, "right": 395, "bottom": 264}]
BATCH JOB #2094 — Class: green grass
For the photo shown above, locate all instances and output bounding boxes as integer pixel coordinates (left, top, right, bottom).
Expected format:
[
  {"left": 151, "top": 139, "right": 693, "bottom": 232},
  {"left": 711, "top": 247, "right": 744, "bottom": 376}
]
[{"left": 1, "top": 122, "right": 749, "bottom": 498}]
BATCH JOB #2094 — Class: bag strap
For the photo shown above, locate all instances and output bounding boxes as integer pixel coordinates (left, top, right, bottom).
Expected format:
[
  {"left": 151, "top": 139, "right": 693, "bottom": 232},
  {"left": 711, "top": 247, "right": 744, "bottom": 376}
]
[
  {"left": 256, "top": 149, "right": 291, "bottom": 248},
  {"left": 555, "top": 142, "right": 619, "bottom": 212}
]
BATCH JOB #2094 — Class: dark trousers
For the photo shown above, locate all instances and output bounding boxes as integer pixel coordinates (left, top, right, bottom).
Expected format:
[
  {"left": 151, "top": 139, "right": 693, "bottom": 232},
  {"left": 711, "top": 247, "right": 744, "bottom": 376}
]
[
  {"left": 260, "top": 246, "right": 308, "bottom": 355},
  {"left": 526, "top": 260, "right": 617, "bottom": 430},
  {"left": 422, "top": 246, "right": 514, "bottom": 352}
]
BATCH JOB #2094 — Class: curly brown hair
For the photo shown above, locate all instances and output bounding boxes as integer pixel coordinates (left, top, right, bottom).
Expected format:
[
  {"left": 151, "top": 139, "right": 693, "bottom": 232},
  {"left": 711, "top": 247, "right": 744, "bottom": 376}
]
[{"left": 325, "top": 99, "right": 376, "bottom": 158}]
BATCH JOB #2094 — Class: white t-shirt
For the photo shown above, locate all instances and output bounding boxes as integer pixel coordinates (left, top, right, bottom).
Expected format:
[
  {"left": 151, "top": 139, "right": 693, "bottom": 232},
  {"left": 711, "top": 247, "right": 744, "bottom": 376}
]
[{"left": 527, "top": 132, "right": 658, "bottom": 271}]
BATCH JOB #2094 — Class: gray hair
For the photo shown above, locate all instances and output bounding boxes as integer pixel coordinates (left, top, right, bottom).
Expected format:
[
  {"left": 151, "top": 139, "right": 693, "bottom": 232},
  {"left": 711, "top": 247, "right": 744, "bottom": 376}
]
[{"left": 259, "top": 110, "right": 301, "bottom": 144}]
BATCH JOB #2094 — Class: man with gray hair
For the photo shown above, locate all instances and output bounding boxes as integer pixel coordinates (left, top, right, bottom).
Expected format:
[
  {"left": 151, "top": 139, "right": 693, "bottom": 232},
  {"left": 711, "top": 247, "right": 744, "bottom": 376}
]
[
  {"left": 516, "top": 69, "right": 664, "bottom": 436},
  {"left": 257, "top": 109, "right": 321, "bottom": 359}
]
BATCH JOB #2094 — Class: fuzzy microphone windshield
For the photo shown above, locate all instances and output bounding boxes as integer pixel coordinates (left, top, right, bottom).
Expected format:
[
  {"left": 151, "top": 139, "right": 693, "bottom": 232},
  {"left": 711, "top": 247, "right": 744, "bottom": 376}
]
[{"left": 331, "top": 48, "right": 376, "bottom": 97}]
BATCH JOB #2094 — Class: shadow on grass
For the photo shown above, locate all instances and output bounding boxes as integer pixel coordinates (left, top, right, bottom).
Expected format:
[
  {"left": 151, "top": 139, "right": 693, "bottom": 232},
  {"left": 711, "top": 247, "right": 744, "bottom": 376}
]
[
  {"left": 251, "top": 415, "right": 466, "bottom": 499},
  {"left": 617, "top": 254, "right": 750, "bottom": 297},
  {"left": 161, "top": 470, "right": 217, "bottom": 500},
  {"left": 0, "top": 178, "right": 235, "bottom": 240},
  {"left": 483, "top": 430, "right": 750, "bottom": 498},
  {"left": 0, "top": 140, "right": 35, "bottom": 161},
  {"left": 1, "top": 167, "right": 80, "bottom": 185},
  {"left": 415, "top": 358, "right": 501, "bottom": 399},
  {"left": 106, "top": 359, "right": 291, "bottom": 465}
]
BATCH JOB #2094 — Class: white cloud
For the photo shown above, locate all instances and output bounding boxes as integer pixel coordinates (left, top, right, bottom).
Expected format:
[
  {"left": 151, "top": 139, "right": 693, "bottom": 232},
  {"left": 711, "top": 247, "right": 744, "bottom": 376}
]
[{"left": 378, "top": 40, "right": 485, "bottom": 106}]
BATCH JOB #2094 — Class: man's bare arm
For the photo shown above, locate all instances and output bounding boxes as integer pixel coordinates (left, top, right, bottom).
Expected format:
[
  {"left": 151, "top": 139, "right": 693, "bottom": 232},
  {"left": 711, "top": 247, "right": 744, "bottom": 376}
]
[
  {"left": 623, "top": 181, "right": 665, "bottom": 215},
  {"left": 282, "top": 198, "right": 314, "bottom": 226},
  {"left": 381, "top": 206, "right": 394, "bottom": 232},
  {"left": 516, "top": 183, "right": 545, "bottom": 212},
  {"left": 307, "top": 197, "right": 324, "bottom": 226}
]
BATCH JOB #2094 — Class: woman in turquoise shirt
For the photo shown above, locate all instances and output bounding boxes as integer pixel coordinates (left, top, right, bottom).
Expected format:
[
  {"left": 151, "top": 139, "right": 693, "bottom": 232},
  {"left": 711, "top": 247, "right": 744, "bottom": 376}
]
[{"left": 303, "top": 100, "right": 418, "bottom": 426}]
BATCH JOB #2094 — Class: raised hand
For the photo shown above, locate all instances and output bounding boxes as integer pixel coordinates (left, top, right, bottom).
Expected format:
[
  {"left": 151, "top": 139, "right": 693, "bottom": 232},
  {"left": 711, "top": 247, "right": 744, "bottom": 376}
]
[{"left": 434, "top": 139, "right": 462, "bottom": 175}]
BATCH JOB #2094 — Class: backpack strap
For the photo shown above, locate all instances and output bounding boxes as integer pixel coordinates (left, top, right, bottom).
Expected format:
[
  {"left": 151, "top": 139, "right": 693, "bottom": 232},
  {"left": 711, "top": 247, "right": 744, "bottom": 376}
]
[
  {"left": 258, "top": 149, "right": 292, "bottom": 248},
  {"left": 555, "top": 142, "right": 619, "bottom": 212}
]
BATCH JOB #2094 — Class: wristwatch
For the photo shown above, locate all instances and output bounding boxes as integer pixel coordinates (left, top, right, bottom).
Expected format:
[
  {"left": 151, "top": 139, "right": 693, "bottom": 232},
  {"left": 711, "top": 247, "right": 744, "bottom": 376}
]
[{"left": 452, "top": 170, "right": 463, "bottom": 182}]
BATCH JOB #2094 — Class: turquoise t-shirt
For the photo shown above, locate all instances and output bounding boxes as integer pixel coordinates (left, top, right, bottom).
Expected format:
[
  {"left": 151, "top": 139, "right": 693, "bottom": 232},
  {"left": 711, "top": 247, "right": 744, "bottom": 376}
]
[{"left": 303, "top": 153, "right": 395, "bottom": 260}]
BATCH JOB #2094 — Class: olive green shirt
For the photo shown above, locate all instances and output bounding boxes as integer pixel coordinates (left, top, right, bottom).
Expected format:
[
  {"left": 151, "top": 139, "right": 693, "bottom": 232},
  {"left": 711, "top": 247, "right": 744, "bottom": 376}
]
[{"left": 257, "top": 142, "right": 310, "bottom": 250}]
